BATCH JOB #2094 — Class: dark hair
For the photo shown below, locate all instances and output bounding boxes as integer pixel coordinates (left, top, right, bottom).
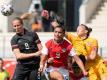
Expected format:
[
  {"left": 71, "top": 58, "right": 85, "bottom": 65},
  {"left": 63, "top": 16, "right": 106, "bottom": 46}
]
[
  {"left": 13, "top": 17, "right": 23, "bottom": 24},
  {"left": 54, "top": 26, "right": 65, "bottom": 33},
  {"left": 80, "top": 24, "right": 92, "bottom": 37}
]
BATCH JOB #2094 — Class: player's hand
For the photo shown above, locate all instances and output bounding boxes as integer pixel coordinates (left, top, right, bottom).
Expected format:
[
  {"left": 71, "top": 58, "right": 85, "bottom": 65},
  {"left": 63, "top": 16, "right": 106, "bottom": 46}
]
[
  {"left": 82, "top": 70, "right": 88, "bottom": 76},
  {"left": 47, "top": 57, "right": 54, "bottom": 64},
  {"left": 51, "top": 21, "right": 59, "bottom": 28},
  {"left": 38, "top": 65, "right": 44, "bottom": 73}
]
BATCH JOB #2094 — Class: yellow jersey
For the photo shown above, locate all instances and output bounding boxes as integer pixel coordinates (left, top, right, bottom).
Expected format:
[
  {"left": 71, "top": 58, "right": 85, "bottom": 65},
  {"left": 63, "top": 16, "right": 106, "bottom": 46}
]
[
  {"left": 0, "top": 70, "right": 9, "bottom": 80},
  {"left": 66, "top": 32, "right": 87, "bottom": 56},
  {"left": 66, "top": 32, "right": 103, "bottom": 70}
]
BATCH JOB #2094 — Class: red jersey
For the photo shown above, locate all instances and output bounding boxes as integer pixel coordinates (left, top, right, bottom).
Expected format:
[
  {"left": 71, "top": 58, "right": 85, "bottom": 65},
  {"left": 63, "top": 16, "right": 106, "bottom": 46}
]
[{"left": 45, "top": 39, "right": 73, "bottom": 68}]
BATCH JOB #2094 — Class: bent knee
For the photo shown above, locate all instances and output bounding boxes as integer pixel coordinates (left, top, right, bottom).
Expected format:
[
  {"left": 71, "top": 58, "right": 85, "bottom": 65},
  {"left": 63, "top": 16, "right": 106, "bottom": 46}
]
[{"left": 49, "top": 71, "right": 64, "bottom": 80}]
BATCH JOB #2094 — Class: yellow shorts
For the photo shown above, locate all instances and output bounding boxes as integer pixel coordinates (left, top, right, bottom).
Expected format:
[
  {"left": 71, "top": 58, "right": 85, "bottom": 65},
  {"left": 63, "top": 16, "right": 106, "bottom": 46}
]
[{"left": 88, "top": 62, "right": 107, "bottom": 80}]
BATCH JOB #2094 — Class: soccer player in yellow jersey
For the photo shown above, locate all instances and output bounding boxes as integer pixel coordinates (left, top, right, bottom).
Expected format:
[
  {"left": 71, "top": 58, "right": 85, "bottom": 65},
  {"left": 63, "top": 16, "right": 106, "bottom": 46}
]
[
  {"left": 0, "top": 58, "right": 9, "bottom": 80},
  {"left": 66, "top": 24, "right": 107, "bottom": 80},
  {"left": 51, "top": 20, "right": 107, "bottom": 79}
]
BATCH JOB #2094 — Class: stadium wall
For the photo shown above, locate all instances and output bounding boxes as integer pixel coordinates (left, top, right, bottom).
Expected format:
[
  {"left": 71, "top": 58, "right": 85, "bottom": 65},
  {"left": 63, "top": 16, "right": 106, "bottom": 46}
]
[{"left": 79, "top": 0, "right": 102, "bottom": 24}]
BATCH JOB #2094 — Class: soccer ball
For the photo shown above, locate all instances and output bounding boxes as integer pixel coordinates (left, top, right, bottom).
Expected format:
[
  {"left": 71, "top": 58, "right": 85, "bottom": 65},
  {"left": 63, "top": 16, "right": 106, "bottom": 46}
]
[{"left": 0, "top": 3, "right": 14, "bottom": 16}]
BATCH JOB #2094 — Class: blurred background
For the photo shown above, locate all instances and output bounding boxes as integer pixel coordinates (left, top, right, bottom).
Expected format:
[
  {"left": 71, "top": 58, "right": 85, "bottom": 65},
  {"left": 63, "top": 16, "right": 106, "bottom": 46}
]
[{"left": 0, "top": 0, "right": 107, "bottom": 59}]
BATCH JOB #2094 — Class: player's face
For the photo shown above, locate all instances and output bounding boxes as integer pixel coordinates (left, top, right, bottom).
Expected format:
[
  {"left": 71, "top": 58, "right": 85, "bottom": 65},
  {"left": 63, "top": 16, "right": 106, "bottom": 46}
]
[
  {"left": 54, "top": 27, "right": 65, "bottom": 43},
  {"left": 12, "top": 20, "right": 23, "bottom": 33},
  {"left": 0, "top": 60, "right": 3, "bottom": 69},
  {"left": 77, "top": 25, "right": 87, "bottom": 37}
]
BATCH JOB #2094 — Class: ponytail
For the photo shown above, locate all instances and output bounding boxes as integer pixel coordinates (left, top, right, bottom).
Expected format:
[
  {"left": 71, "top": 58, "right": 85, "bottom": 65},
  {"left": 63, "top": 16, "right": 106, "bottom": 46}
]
[{"left": 80, "top": 24, "right": 92, "bottom": 37}]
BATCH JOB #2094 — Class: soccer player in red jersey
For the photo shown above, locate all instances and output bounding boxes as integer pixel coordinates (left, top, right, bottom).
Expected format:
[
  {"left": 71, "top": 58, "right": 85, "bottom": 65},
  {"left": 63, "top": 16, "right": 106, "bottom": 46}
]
[{"left": 39, "top": 26, "right": 87, "bottom": 80}]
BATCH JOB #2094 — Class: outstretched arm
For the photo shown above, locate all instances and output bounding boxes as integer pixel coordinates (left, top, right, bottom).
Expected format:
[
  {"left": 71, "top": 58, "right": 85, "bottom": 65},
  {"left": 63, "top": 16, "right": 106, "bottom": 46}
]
[
  {"left": 73, "top": 55, "right": 88, "bottom": 76},
  {"left": 39, "top": 54, "right": 47, "bottom": 73},
  {"left": 39, "top": 44, "right": 48, "bottom": 73},
  {"left": 12, "top": 41, "right": 42, "bottom": 60},
  {"left": 13, "top": 48, "right": 41, "bottom": 60},
  {"left": 20, "top": 12, "right": 31, "bottom": 19},
  {"left": 20, "top": 12, "right": 37, "bottom": 20}
]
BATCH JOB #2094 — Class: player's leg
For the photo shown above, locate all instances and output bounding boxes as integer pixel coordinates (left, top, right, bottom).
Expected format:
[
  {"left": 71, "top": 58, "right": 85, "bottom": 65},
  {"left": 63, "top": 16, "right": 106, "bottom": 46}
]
[
  {"left": 58, "top": 68, "right": 70, "bottom": 80},
  {"left": 28, "top": 64, "right": 39, "bottom": 80},
  {"left": 29, "top": 69, "right": 39, "bottom": 80},
  {"left": 49, "top": 70, "right": 64, "bottom": 80},
  {"left": 12, "top": 64, "right": 27, "bottom": 80},
  {"left": 45, "top": 67, "right": 64, "bottom": 80}
]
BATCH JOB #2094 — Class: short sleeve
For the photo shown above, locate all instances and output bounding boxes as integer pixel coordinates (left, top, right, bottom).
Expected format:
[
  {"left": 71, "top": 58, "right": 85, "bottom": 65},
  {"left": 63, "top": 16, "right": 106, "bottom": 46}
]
[
  {"left": 11, "top": 36, "right": 18, "bottom": 50},
  {"left": 90, "top": 38, "right": 98, "bottom": 51},
  {"left": 92, "top": 39, "right": 98, "bottom": 48},
  {"left": 69, "top": 48, "right": 76, "bottom": 57},
  {"left": 66, "top": 32, "right": 74, "bottom": 43},
  {"left": 41, "top": 44, "right": 48, "bottom": 55},
  {"left": 33, "top": 32, "right": 41, "bottom": 44}
]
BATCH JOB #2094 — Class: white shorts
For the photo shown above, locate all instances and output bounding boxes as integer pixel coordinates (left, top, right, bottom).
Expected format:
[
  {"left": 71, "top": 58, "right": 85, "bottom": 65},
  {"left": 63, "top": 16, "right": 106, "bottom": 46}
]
[{"left": 44, "top": 66, "right": 69, "bottom": 80}]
